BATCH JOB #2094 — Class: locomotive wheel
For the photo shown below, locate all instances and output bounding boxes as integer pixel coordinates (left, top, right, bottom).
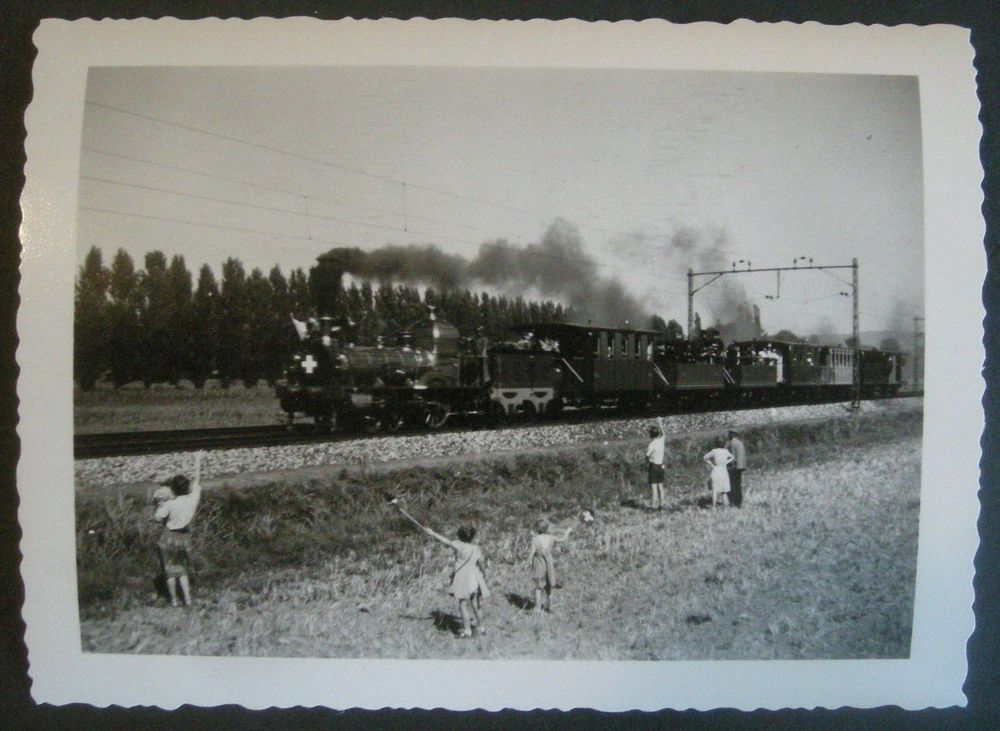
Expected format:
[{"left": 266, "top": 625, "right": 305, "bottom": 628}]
[
  {"left": 314, "top": 408, "right": 338, "bottom": 432},
  {"left": 425, "top": 402, "right": 451, "bottom": 429},
  {"left": 489, "top": 401, "right": 508, "bottom": 425},
  {"left": 518, "top": 401, "right": 539, "bottom": 422},
  {"left": 384, "top": 409, "right": 405, "bottom": 432},
  {"left": 544, "top": 397, "right": 564, "bottom": 419}
]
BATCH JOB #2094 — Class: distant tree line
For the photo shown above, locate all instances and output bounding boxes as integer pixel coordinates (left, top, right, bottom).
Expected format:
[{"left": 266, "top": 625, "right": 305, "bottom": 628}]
[{"left": 80, "top": 246, "right": 675, "bottom": 390}]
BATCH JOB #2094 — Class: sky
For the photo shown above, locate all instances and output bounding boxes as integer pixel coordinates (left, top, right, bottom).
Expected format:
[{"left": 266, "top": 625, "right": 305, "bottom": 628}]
[{"left": 77, "top": 65, "right": 924, "bottom": 338}]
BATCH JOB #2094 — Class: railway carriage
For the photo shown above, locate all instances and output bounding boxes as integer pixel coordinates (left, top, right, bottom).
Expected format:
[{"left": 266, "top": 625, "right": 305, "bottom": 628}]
[
  {"left": 859, "top": 347, "right": 905, "bottom": 397},
  {"left": 506, "top": 323, "right": 658, "bottom": 408},
  {"left": 728, "top": 339, "right": 904, "bottom": 400},
  {"left": 651, "top": 330, "right": 729, "bottom": 398}
]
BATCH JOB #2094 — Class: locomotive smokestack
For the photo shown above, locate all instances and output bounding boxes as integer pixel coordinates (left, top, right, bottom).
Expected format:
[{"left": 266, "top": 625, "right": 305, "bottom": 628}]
[{"left": 311, "top": 248, "right": 365, "bottom": 317}]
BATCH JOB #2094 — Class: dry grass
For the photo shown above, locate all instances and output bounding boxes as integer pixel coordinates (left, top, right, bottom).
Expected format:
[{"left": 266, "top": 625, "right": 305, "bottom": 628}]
[
  {"left": 79, "top": 412, "right": 921, "bottom": 659},
  {"left": 74, "top": 382, "right": 281, "bottom": 433}
]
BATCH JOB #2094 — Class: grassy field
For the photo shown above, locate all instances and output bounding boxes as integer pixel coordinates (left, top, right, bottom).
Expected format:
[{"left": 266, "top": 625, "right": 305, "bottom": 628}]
[
  {"left": 74, "top": 382, "right": 281, "bottom": 433},
  {"left": 78, "top": 411, "right": 921, "bottom": 659}
]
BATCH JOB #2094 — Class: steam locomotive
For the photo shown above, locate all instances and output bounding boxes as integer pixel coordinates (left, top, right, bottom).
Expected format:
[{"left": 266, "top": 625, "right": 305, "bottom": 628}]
[{"left": 275, "top": 312, "right": 906, "bottom": 431}]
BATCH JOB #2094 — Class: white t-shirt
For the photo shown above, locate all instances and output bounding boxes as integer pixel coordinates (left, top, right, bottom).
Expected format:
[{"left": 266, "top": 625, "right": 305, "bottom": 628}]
[
  {"left": 646, "top": 436, "right": 665, "bottom": 465},
  {"left": 154, "top": 481, "right": 202, "bottom": 530}
]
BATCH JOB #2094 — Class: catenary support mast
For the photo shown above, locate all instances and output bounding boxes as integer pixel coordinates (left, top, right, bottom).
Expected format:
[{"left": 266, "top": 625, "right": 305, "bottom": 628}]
[{"left": 686, "top": 258, "right": 862, "bottom": 410}]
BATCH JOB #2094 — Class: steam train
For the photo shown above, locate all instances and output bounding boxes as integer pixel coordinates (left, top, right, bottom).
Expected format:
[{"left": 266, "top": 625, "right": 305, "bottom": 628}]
[{"left": 275, "top": 311, "right": 906, "bottom": 431}]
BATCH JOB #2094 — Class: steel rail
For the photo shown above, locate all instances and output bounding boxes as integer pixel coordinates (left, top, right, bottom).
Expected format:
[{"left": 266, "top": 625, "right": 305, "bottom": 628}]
[{"left": 75, "top": 390, "right": 922, "bottom": 460}]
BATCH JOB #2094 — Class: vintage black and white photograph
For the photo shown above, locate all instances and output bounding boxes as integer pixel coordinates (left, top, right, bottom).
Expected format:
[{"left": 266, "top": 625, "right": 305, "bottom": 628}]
[
  {"left": 17, "top": 19, "right": 983, "bottom": 710},
  {"left": 71, "top": 62, "right": 926, "bottom": 660}
]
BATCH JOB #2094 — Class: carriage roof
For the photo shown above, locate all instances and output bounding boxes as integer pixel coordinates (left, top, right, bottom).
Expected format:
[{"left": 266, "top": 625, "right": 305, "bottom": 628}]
[
  {"left": 508, "top": 321, "right": 663, "bottom": 338},
  {"left": 733, "top": 339, "right": 906, "bottom": 356}
]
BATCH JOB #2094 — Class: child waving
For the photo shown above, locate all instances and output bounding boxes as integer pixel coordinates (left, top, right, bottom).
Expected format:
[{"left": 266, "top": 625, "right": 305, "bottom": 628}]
[
  {"left": 395, "top": 503, "right": 490, "bottom": 638},
  {"left": 527, "top": 519, "right": 573, "bottom": 613}
]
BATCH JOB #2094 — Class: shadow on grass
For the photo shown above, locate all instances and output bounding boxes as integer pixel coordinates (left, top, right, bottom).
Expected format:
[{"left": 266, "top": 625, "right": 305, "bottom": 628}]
[
  {"left": 504, "top": 592, "right": 536, "bottom": 612},
  {"left": 621, "top": 497, "right": 689, "bottom": 515},
  {"left": 619, "top": 497, "right": 655, "bottom": 512},
  {"left": 429, "top": 609, "right": 464, "bottom": 636},
  {"left": 152, "top": 573, "right": 169, "bottom": 601}
]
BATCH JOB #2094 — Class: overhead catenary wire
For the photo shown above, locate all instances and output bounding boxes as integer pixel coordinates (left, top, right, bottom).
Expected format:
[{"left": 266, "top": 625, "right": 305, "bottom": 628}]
[
  {"left": 81, "top": 100, "right": 916, "bottom": 331},
  {"left": 85, "top": 100, "right": 707, "bottom": 249},
  {"left": 77, "top": 203, "right": 696, "bottom": 296},
  {"left": 80, "top": 202, "right": 909, "bottom": 330},
  {"left": 80, "top": 145, "right": 703, "bottom": 275}
]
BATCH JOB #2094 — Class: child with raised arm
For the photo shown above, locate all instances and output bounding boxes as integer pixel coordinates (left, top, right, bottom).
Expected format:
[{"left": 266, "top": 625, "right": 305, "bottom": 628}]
[
  {"left": 527, "top": 519, "right": 573, "bottom": 613},
  {"left": 152, "top": 451, "right": 204, "bottom": 607},
  {"left": 394, "top": 503, "right": 490, "bottom": 638}
]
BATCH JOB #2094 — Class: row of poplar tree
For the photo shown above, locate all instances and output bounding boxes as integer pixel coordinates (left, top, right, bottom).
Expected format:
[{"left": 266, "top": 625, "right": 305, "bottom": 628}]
[{"left": 73, "top": 247, "right": 577, "bottom": 390}]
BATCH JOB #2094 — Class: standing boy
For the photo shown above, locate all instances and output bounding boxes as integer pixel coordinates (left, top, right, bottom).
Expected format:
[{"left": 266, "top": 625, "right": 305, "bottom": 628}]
[
  {"left": 152, "top": 451, "right": 204, "bottom": 607},
  {"left": 646, "top": 424, "right": 666, "bottom": 510},
  {"left": 726, "top": 429, "right": 747, "bottom": 507}
]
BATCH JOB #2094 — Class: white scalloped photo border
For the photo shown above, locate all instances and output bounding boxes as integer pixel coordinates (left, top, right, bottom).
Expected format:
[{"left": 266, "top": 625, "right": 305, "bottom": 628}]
[{"left": 17, "top": 17, "right": 984, "bottom": 710}]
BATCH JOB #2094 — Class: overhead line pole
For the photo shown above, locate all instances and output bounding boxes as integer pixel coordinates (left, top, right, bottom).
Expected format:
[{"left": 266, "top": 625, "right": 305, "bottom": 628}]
[
  {"left": 913, "top": 316, "right": 925, "bottom": 388},
  {"left": 686, "top": 258, "right": 862, "bottom": 410},
  {"left": 687, "top": 269, "right": 694, "bottom": 337},
  {"left": 852, "top": 258, "right": 860, "bottom": 409}
]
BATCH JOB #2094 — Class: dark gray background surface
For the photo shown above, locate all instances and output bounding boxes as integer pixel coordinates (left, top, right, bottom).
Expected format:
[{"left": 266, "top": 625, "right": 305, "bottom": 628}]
[{"left": 1, "top": 2, "right": 995, "bottom": 728}]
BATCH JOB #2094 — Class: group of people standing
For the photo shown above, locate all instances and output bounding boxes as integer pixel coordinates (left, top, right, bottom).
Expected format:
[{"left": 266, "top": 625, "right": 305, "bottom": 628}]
[
  {"left": 646, "top": 425, "right": 748, "bottom": 509},
  {"left": 144, "top": 425, "right": 748, "bottom": 644}
]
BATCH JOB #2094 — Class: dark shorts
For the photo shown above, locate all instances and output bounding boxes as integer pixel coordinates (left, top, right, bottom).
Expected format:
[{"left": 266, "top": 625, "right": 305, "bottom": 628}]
[
  {"left": 647, "top": 462, "right": 665, "bottom": 484},
  {"left": 157, "top": 529, "right": 190, "bottom": 578}
]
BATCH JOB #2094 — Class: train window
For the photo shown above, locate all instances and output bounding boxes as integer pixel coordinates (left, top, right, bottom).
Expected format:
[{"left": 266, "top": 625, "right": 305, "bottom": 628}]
[
  {"left": 613, "top": 333, "right": 621, "bottom": 358},
  {"left": 592, "top": 333, "right": 600, "bottom": 356}
]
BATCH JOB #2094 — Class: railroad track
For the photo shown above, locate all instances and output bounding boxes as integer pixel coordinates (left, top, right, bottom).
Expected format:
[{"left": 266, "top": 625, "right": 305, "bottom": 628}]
[
  {"left": 75, "top": 390, "right": 923, "bottom": 459},
  {"left": 74, "top": 425, "right": 320, "bottom": 459}
]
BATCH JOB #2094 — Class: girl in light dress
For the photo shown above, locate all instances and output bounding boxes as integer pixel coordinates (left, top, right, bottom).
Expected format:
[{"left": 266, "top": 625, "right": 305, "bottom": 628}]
[
  {"left": 703, "top": 437, "right": 736, "bottom": 508},
  {"left": 395, "top": 503, "right": 490, "bottom": 638},
  {"left": 527, "top": 519, "right": 573, "bottom": 614}
]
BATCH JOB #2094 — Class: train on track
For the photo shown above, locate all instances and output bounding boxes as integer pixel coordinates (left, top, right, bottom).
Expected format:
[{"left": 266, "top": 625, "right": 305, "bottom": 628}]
[{"left": 275, "top": 311, "right": 906, "bottom": 432}]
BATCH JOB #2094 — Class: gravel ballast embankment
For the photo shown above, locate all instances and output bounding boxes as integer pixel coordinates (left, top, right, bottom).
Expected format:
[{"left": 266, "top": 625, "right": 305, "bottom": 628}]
[{"left": 75, "top": 398, "right": 922, "bottom": 490}]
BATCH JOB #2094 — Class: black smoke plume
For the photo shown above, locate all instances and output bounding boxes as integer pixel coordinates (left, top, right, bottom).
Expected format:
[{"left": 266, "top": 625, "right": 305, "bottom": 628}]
[
  {"left": 469, "top": 220, "right": 648, "bottom": 327},
  {"left": 685, "top": 231, "right": 763, "bottom": 343},
  {"left": 318, "top": 220, "right": 650, "bottom": 328}
]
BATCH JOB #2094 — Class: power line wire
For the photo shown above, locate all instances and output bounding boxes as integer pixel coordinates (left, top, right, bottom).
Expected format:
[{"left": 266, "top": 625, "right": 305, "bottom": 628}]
[
  {"left": 77, "top": 203, "right": 690, "bottom": 292},
  {"left": 85, "top": 99, "right": 682, "bottom": 246},
  {"left": 83, "top": 146, "right": 538, "bottom": 246},
  {"left": 81, "top": 145, "right": 696, "bottom": 275}
]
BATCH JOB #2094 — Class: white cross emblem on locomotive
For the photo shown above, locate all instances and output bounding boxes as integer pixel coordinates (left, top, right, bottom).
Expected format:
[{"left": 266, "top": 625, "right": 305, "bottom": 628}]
[{"left": 301, "top": 354, "right": 318, "bottom": 374}]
